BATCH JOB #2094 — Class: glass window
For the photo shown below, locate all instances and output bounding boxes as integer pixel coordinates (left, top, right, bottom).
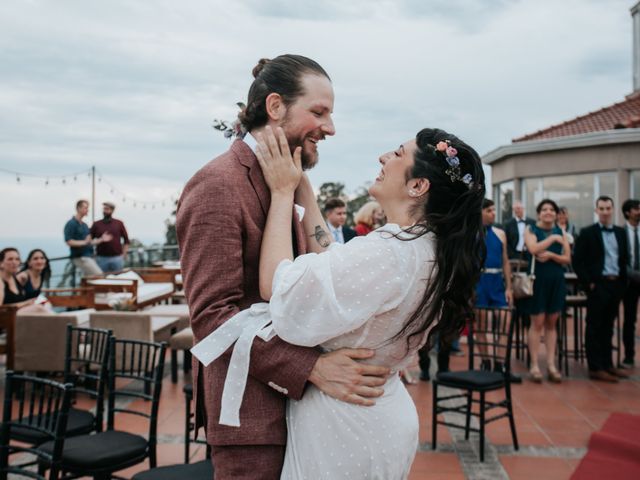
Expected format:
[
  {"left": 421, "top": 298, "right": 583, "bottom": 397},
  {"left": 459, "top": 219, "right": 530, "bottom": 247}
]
[
  {"left": 523, "top": 173, "right": 601, "bottom": 230},
  {"left": 631, "top": 171, "right": 640, "bottom": 198},
  {"left": 496, "top": 181, "right": 514, "bottom": 224}
]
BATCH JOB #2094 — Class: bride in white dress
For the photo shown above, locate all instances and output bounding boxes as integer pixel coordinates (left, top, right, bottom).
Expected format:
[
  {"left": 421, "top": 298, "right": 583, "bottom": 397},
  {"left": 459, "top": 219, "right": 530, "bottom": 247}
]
[{"left": 192, "top": 126, "right": 485, "bottom": 479}]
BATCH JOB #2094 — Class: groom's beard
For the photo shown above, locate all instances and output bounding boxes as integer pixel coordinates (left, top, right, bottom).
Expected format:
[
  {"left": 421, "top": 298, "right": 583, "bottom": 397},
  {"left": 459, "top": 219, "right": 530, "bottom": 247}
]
[{"left": 280, "top": 123, "right": 323, "bottom": 171}]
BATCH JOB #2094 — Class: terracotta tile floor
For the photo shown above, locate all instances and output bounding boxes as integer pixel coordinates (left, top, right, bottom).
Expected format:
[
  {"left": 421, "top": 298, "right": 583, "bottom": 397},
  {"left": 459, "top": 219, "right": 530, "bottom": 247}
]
[{"left": 2, "top": 318, "right": 639, "bottom": 479}]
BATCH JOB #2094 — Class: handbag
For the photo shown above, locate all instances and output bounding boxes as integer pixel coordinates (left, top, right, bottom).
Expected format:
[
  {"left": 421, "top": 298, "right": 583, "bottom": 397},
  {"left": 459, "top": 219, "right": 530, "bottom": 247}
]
[{"left": 512, "top": 254, "right": 536, "bottom": 299}]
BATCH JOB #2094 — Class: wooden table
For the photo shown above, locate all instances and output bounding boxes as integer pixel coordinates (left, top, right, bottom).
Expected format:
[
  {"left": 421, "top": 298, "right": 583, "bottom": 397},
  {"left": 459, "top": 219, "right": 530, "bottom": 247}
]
[{"left": 152, "top": 315, "right": 181, "bottom": 343}]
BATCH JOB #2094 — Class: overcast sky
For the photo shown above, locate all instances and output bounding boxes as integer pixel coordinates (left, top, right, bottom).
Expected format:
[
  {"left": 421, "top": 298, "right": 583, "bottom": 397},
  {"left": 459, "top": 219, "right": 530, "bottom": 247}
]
[{"left": 0, "top": 0, "right": 634, "bottom": 246}]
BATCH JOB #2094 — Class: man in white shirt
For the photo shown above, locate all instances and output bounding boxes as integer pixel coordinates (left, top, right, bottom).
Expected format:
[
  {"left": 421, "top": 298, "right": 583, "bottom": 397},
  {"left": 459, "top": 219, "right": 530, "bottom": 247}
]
[
  {"left": 324, "top": 197, "right": 357, "bottom": 244},
  {"left": 504, "top": 201, "right": 535, "bottom": 259},
  {"left": 622, "top": 198, "right": 640, "bottom": 368}
]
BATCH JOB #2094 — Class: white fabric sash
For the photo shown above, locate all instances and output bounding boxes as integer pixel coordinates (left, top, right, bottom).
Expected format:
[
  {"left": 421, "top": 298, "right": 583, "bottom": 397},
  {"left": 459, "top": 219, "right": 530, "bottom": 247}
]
[{"left": 190, "top": 303, "right": 276, "bottom": 427}]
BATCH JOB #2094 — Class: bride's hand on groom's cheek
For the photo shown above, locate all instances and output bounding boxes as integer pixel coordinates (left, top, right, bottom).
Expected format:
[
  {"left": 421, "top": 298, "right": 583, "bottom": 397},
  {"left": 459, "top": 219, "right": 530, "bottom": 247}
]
[
  {"left": 308, "top": 348, "right": 391, "bottom": 407},
  {"left": 255, "top": 126, "right": 302, "bottom": 195}
]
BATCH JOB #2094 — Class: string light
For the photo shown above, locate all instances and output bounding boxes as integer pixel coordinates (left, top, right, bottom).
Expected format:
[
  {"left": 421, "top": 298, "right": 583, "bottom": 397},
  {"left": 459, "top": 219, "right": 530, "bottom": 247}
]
[{"left": 1, "top": 166, "right": 180, "bottom": 209}]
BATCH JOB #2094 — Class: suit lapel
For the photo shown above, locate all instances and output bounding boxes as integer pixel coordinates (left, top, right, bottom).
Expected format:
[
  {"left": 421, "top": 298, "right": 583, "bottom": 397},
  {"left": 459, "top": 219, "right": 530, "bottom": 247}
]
[
  {"left": 593, "top": 224, "right": 605, "bottom": 261},
  {"left": 234, "top": 140, "right": 270, "bottom": 216}
]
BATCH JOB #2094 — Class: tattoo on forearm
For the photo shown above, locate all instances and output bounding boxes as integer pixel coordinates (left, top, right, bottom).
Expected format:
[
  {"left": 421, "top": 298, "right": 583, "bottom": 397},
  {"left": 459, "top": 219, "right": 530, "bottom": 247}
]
[{"left": 311, "top": 225, "right": 331, "bottom": 248}]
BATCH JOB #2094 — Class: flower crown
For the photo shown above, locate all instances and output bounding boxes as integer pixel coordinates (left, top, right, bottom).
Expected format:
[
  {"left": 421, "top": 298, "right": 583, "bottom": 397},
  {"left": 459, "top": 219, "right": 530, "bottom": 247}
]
[{"left": 434, "top": 140, "right": 473, "bottom": 188}]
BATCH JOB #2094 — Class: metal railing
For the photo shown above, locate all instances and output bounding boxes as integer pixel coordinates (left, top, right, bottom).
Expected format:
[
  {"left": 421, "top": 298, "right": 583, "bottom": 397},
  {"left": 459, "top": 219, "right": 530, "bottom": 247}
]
[{"left": 48, "top": 245, "right": 180, "bottom": 288}]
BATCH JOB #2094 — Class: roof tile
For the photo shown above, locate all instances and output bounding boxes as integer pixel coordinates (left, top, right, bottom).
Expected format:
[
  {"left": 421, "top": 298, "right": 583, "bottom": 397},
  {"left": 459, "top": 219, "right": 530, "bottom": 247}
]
[{"left": 513, "top": 92, "right": 640, "bottom": 142}]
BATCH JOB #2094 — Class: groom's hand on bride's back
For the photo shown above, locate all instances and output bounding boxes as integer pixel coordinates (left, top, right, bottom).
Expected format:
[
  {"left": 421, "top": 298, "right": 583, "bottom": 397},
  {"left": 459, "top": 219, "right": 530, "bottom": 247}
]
[{"left": 308, "top": 348, "right": 390, "bottom": 406}]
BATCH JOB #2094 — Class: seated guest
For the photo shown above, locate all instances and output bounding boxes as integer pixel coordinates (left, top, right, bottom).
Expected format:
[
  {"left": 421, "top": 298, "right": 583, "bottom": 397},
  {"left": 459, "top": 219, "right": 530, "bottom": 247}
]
[
  {"left": 324, "top": 197, "right": 357, "bottom": 244},
  {"left": 0, "top": 247, "right": 49, "bottom": 313},
  {"left": 354, "top": 201, "right": 384, "bottom": 236},
  {"left": 17, "top": 249, "right": 51, "bottom": 299}
]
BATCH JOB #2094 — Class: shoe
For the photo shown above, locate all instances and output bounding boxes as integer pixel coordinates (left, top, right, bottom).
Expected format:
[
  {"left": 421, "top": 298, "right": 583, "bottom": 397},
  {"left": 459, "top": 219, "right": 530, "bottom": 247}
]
[
  {"left": 607, "top": 368, "right": 630, "bottom": 379},
  {"left": 508, "top": 372, "right": 523, "bottom": 384},
  {"left": 589, "top": 370, "right": 619, "bottom": 383},
  {"left": 529, "top": 368, "right": 543, "bottom": 383},
  {"left": 419, "top": 371, "right": 430, "bottom": 382},
  {"left": 451, "top": 348, "right": 465, "bottom": 357},
  {"left": 547, "top": 368, "right": 562, "bottom": 384},
  {"left": 480, "top": 359, "right": 491, "bottom": 371},
  {"left": 620, "top": 360, "right": 635, "bottom": 369}
]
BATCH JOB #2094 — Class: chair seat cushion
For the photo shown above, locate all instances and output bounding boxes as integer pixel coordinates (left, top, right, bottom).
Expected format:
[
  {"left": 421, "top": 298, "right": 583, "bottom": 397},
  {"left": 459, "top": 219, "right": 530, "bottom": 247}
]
[
  {"left": 169, "top": 328, "right": 193, "bottom": 350},
  {"left": 436, "top": 370, "right": 505, "bottom": 389},
  {"left": 10, "top": 408, "right": 95, "bottom": 444},
  {"left": 132, "top": 460, "right": 213, "bottom": 480},
  {"left": 41, "top": 430, "right": 147, "bottom": 469}
]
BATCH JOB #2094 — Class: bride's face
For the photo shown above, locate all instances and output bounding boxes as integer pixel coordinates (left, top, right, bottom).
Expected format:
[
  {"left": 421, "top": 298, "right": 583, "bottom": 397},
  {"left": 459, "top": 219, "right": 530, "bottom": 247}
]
[{"left": 369, "top": 139, "right": 417, "bottom": 203}]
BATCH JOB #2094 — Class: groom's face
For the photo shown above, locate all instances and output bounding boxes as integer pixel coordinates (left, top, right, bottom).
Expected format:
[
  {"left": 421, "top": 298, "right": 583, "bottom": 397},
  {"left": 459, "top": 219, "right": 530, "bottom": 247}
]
[{"left": 280, "top": 74, "right": 335, "bottom": 170}]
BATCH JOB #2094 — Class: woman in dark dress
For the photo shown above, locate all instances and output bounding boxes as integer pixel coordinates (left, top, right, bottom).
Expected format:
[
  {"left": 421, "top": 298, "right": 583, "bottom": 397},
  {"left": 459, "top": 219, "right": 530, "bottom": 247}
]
[
  {"left": 524, "top": 199, "right": 571, "bottom": 383},
  {"left": 1, "top": 248, "right": 50, "bottom": 314},
  {"left": 17, "top": 249, "right": 51, "bottom": 299},
  {"left": 1, "top": 247, "right": 28, "bottom": 306}
]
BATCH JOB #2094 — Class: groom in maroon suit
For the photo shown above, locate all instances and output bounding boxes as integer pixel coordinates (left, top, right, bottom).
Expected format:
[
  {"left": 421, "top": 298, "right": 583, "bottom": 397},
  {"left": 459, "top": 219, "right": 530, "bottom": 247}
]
[{"left": 177, "top": 55, "right": 389, "bottom": 479}]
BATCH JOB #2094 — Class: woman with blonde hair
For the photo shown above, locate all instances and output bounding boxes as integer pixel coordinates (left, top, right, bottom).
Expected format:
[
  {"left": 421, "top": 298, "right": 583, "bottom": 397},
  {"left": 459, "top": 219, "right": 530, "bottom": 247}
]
[{"left": 354, "top": 200, "right": 384, "bottom": 236}]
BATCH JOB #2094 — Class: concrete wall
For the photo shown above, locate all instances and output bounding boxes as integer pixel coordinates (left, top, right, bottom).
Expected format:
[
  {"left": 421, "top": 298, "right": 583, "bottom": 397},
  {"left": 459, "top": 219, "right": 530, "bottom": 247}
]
[{"left": 491, "top": 143, "right": 640, "bottom": 185}]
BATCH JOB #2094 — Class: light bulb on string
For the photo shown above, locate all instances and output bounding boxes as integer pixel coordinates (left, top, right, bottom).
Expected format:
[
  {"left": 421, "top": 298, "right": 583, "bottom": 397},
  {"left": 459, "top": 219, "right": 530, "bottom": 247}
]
[
  {"left": 45, "top": 178, "right": 49, "bottom": 186},
  {"left": 16, "top": 175, "right": 20, "bottom": 183},
  {"left": 98, "top": 177, "right": 102, "bottom": 182},
  {"left": 133, "top": 202, "right": 137, "bottom": 208},
  {"left": 110, "top": 188, "right": 114, "bottom": 194},
  {"left": 62, "top": 178, "right": 66, "bottom": 185}
]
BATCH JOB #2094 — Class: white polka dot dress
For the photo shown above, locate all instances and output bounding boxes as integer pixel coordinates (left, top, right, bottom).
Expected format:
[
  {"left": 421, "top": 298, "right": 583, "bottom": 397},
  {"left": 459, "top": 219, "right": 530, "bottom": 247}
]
[{"left": 268, "top": 225, "right": 436, "bottom": 480}]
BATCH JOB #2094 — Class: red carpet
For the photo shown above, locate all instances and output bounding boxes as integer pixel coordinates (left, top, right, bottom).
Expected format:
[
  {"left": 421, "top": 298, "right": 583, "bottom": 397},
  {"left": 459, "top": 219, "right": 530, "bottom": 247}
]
[{"left": 571, "top": 413, "right": 640, "bottom": 479}]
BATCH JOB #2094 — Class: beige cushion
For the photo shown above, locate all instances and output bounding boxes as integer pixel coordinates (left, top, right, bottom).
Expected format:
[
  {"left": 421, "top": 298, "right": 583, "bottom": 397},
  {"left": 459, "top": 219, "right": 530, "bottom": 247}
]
[
  {"left": 14, "top": 309, "right": 96, "bottom": 372},
  {"left": 90, "top": 311, "right": 152, "bottom": 342},
  {"left": 169, "top": 327, "right": 194, "bottom": 350}
]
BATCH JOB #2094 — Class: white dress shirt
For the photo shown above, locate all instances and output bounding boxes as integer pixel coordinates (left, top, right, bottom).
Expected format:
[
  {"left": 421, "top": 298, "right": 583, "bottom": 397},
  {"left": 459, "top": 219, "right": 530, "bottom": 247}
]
[
  {"left": 243, "top": 133, "right": 305, "bottom": 221},
  {"left": 327, "top": 222, "right": 344, "bottom": 244}
]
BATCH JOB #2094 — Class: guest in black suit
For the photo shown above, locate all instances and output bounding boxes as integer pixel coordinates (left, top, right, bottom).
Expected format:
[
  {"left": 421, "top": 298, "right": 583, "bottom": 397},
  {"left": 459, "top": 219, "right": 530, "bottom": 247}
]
[
  {"left": 504, "top": 201, "right": 535, "bottom": 259},
  {"left": 573, "top": 196, "right": 629, "bottom": 382},
  {"left": 324, "top": 197, "right": 357, "bottom": 244},
  {"left": 621, "top": 199, "right": 640, "bottom": 368}
]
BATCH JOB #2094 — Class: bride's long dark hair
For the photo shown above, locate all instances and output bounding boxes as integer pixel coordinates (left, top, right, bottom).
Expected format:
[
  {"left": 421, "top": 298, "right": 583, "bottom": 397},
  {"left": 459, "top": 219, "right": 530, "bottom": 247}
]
[{"left": 396, "top": 128, "right": 486, "bottom": 349}]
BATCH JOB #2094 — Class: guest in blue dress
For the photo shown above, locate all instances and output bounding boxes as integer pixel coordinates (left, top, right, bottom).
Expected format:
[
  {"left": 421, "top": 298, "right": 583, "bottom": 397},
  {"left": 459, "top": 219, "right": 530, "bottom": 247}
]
[
  {"left": 17, "top": 249, "right": 51, "bottom": 300},
  {"left": 524, "top": 199, "right": 571, "bottom": 383}
]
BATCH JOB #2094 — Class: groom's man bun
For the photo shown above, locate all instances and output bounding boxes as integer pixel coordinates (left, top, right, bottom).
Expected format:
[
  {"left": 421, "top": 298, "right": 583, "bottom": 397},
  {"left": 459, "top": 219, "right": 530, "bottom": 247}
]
[
  {"left": 252, "top": 58, "right": 271, "bottom": 78},
  {"left": 239, "top": 54, "right": 330, "bottom": 132}
]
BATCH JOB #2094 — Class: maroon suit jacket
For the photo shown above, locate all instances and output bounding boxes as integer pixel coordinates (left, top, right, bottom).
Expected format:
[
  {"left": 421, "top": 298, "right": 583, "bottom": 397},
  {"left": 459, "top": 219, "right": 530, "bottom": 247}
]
[{"left": 176, "top": 139, "right": 320, "bottom": 446}]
